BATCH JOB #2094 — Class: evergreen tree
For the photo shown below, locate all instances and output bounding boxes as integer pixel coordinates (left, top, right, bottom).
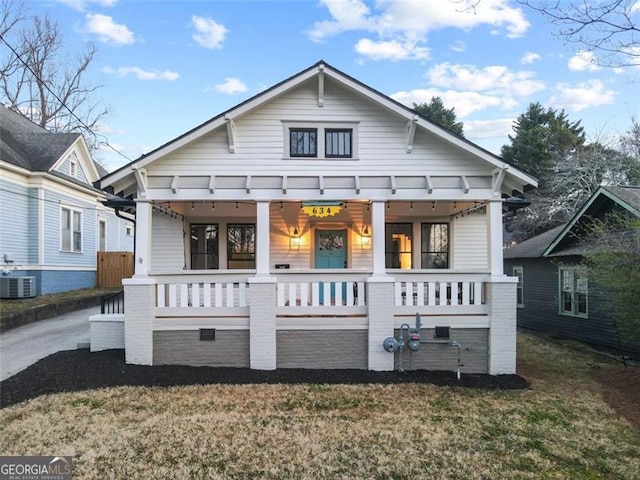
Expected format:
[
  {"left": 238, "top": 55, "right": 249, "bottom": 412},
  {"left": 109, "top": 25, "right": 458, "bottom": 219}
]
[{"left": 414, "top": 97, "right": 465, "bottom": 137}]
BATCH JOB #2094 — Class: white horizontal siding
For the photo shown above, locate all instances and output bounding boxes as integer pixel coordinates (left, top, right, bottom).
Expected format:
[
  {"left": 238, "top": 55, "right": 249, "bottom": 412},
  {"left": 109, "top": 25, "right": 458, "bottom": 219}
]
[
  {"left": 151, "top": 210, "right": 185, "bottom": 271},
  {"left": 452, "top": 212, "right": 488, "bottom": 270},
  {"left": 146, "top": 78, "right": 494, "bottom": 178}
]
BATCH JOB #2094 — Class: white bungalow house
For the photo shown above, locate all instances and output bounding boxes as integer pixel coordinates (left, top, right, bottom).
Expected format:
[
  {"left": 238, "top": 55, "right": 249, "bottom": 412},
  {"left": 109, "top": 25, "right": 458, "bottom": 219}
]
[{"left": 94, "top": 61, "right": 537, "bottom": 374}]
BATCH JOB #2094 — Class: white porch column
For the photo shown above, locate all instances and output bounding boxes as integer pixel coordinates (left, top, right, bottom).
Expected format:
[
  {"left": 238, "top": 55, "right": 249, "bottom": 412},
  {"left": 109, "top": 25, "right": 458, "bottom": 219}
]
[
  {"left": 248, "top": 276, "right": 277, "bottom": 370},
  {"left": 367, "top": 277, "right": 395, "bottom": 371},
  {"left": 134, "top": 200, "right": 152, "bottom": 277},
  {"left": 487, "top": 276, "right": 518, "bottom": 374},
  {"left": 371, "top": 200, "right": 387, "bottom": 277},
  {"left": 122, "top": 277, "right": 156, "bottom": 365},
  {"left": 487, "top": 199, "right": 504, "bottom": 276},
  {"left": 255, "top": 200, "right": 271, "bottom": 278}
]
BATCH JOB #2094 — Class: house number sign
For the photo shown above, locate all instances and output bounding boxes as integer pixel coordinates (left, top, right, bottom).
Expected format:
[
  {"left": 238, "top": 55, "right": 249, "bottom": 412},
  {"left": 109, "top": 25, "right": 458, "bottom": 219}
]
[{"left": 301, "top": 201, "right": 342, "bottom": 218}]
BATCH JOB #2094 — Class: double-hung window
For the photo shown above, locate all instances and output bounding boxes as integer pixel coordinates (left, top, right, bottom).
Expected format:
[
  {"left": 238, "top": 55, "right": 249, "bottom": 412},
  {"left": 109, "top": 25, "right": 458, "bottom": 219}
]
[
  {"left": 227, "top": 224, "right": 256, "bottom": 269},
  {"left": 191, "top": 224, "right": 219, "bottom": 270},
  {"left": 385, "top": 223, "right": 413, "bottom": 269},
  {"left": 513, "top": 266, "right": 524, "bottom": 307},
  {"left": 559, "top": 267, "right": 588, "bottom": 317},
  {"left": 61, "top": 206, "right": 82, "bottom": 253},
  {"left": 421, "top": 223, "right": 449, "bottom": 269}
]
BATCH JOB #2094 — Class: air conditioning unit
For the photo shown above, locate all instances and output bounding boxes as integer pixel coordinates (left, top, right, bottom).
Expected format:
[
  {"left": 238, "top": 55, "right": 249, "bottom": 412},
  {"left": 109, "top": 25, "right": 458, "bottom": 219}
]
[{"left": 0, "top": 276, "right": 36, "bottom": 299}]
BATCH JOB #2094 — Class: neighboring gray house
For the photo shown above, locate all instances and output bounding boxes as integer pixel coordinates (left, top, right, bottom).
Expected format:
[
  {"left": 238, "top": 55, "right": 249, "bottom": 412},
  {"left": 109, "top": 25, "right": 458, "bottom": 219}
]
[
  {"left": 504, "top": 185, "right": 640, "bottom": 354},
  {"left": 91, "top": 61, "right": 537, "bottom": 374},
  {"left": 0, "top": 104, "right": 134, "bottom": 296}
]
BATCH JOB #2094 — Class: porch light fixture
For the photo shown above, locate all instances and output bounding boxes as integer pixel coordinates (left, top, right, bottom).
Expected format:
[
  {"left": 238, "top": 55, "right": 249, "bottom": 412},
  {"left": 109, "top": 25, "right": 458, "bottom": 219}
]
[
  {"left": 290, "top": 227, "right": 301, "bottom": 248},
  {"left": 360, "top": 226, "right": 371, "bottom": 249}
]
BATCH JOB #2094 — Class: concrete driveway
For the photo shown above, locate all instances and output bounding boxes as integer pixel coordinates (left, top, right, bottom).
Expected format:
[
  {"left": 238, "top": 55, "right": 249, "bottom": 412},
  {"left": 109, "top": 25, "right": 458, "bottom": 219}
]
[{"left": 0, "top": 306, "right": 98, "bottom": 381}]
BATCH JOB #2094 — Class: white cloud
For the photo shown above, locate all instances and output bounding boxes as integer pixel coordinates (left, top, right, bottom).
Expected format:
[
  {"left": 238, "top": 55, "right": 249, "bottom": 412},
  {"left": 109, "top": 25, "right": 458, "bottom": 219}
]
[
  {"left": 391, "top": 88, "right": 518, "bottom": 118},
  {"left": 308, "top": 0, "right": 529, "bottom": 60},
  {"left": 210, "top": 77, "right": 248, "bottom": 94},
  {"left": 549, "top": 80, "right": 616, "bottom": 112},
  {"left": 450, "top": 41, "right": 466, "bottom": 53},
  {"left": 354, "top": 38, "right": 429, "bottom": 61},
  {"left": 103, "top": 66, "right": 179, "bottom": 81},
  {"left": 568, "top": 50, "right": 601, "bottom": 71},
  {"left": 85, "top": 13, "right": 134, "bottom": 46},
  {"left": 521, "top": 52, "right": 540, "bottom": 64},
  {"left": 191, "top": 15, "right": 228, "bottom": 49},
  {"left": 465, "top": 118, "right": 515, "bottom": 140},
  {"left": 427, "top": 63, "right": 545, "bottom": 97},
  {"left": 57, "top": 0, "right": 117, "bottom": 11}
]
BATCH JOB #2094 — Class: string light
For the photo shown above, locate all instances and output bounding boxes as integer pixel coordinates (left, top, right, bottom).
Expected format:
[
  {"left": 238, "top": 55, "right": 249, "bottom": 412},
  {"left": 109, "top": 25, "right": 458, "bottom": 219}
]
[{"left": 211, "top": 202, "right": 215, "bottom": 211}]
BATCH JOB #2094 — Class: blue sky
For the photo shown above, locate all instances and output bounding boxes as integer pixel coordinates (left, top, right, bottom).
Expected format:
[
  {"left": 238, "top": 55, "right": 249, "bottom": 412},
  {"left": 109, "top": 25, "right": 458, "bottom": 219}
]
[{"left": 21, "top": 0, "right": 640, "bottom": 171}]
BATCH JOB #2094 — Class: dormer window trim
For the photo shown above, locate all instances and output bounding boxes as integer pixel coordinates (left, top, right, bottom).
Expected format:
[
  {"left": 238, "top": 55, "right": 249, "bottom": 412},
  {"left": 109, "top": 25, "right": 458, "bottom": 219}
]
[{"left": 283, "top": 121, "right": 359, "bottom": 160}]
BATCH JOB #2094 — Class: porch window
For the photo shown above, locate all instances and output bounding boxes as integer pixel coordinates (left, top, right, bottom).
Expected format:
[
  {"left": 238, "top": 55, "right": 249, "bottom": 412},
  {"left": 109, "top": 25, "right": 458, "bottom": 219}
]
[
  {"left": 191, "top": 224, "right": 219, "bottom": 270},
  {"left": 325, "top": 129, "right": 352, "bottom": 158},
  {"left": 290, "top": 128, "right": 317, "bottom": 157},
  {"left": 559, "top": 267, "right": 588, "bottom": 317},
  {"left": 513, "top": 266, "right": 524, "bottom": 307},
  {"left": 421, "top": 223, "right": 449, "bottom": 269},
  {"left": 227, "top": 224, "right": 256, "bottom": 269},
  {"left": 385, "top": 223, "right": 413, "bottom": 269},
  {"left": 61, "top": 206, "right": 82, "bottom": 253}
]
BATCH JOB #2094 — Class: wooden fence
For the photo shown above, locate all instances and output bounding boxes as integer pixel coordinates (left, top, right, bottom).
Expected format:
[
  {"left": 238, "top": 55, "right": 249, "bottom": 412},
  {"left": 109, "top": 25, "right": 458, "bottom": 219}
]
[{"left": 97, "top": 251, "right": 134, "bottom": 288}]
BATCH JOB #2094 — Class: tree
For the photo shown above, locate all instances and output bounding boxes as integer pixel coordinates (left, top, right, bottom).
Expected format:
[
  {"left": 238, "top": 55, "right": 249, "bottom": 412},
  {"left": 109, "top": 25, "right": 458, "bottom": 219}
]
[
  {"left": 414, "top": 97, "right": 465, "bottom": 137},
  {"left": 517, "top": 0, "right": 640, "bottom": 68},
  {"left": 502, "top": 102, "right": 585, "bottom": 180},
  {"left": 0, "top": 9, "right": 108, "bottom": 151},
  {"left": 580, "top": 212, "right": 640, "bottom": 342},
  {"left": 453, "top": 0, "right": 639, "bottom": 68}
]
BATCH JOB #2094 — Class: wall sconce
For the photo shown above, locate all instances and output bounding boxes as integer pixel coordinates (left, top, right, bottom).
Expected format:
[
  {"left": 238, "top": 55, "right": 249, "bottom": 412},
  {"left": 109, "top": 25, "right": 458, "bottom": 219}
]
[
  {"left": 361, "top": 225, "right": 371, "bottom": 249},
  {"left": 290, "top": 227, "right": 301, "bottom": 248}
]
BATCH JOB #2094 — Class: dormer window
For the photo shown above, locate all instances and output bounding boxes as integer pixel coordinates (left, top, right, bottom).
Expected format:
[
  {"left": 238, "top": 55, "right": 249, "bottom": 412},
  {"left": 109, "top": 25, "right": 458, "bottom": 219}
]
[{"left": 284, "top": 122, "right": 358, "bottom": 160}]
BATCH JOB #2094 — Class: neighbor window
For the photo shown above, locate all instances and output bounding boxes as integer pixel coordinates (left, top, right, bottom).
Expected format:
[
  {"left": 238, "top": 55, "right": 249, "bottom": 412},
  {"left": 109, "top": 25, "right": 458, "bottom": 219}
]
[
  {"left": 513, "top": 266, "right": 524, "bottom": 307},
  {"left": 125, "top": 225, "right": 133, "bottom": 236},
  {"left": 191, "top": 224, "right": 219, "bottom": 270},
  {"left": 421, "top": 223, "right": 449, "bottom": 269},
  {"left": 559, "top": 267, "right": 588, "bottom": 317},
  {"left": 61, "top": 206, "right": 82, "bottom": 253},
  {"left": 325, "top": 129, "right": 352, "bottom": 158},
  {"left": 385, "top": 223, "right": 413, "bottom": 269},
  {"left": 98, "top": 219, "right": 106, "bottom": 252},
  {"left": 290, "top": 128, "right": 317, "bottom": 157},
  {"left": 227, "top": 224, "right": 256, "bottom": 269}
]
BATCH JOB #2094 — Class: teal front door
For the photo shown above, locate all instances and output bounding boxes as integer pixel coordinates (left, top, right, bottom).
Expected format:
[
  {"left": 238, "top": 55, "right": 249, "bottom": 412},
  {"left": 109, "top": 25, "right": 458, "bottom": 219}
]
[{"left": 316, "top": 230, "right": 347, "bottom": 305}]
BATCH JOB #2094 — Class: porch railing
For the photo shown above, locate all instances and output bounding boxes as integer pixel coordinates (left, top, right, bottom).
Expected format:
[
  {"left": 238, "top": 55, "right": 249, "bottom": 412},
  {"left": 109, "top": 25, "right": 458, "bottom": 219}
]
[{"left": 154, "top": 273, "right": 252, "bottom": 309}]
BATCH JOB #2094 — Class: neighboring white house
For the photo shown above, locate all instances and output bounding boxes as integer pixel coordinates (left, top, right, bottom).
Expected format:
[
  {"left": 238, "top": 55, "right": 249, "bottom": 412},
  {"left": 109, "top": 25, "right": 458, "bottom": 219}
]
[
  {"left": 0, "top": 104, "right": 134, "bottom": 296},
  {"left": 94, "top": 61, "right": 537, "bottom": 374}
]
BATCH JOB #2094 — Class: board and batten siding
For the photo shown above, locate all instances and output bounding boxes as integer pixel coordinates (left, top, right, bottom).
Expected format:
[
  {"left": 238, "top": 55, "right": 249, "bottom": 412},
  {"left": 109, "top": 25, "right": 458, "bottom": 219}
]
[
  {"left": 146, "top": 79, "right": 495, "bottom": 179},
  {"left": 151, "top": 209, "right": 185, "bottom": 271},
  {"left": 0, "top": 178, "right": 32, "bottom": 264},
  {"left": 452, "top": 212, "right": 488, "bottom": 270}
]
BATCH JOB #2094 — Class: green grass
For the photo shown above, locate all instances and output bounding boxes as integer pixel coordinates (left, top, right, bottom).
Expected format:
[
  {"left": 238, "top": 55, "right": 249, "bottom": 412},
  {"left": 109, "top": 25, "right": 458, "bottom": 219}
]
[
  {"left": 1, "top": 331, "right": 639, "bottom": 479},
  {"left": 0, "top": 287, "right": 118, "bottom": 317}
]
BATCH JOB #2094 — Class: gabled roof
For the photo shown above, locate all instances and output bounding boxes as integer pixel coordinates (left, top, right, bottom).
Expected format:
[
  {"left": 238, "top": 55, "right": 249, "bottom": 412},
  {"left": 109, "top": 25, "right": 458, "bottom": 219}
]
[
  {"left": 0, "top": 104, "right": 81, "bottom": 172},
  {"left": 504, "top": 186, "right": 640, "bottom": 259},
  {"left": 98, "top": 60, "right": 538, "bottom": 193}
]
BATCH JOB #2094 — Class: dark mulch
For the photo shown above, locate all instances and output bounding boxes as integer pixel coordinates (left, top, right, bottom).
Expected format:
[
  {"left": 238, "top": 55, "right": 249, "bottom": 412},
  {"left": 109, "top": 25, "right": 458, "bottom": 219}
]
[
  {"left": 596, "top": 366, "right": 640, "bottom": 430},
  {"left": 0, "top": 349, "right": 529, "bottom": 409}
]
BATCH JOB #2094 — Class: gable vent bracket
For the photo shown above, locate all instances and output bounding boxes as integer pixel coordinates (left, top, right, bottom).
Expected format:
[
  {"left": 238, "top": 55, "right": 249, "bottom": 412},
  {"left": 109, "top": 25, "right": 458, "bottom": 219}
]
[
  {"left": 318, "top": 67, "right": 325, "bottom": 108},
  {"left": 390, "top": 175, "right": 397, "bottom": 194},
  {"left": 406, "top": 116, "right": 417, "bottom": 153},
  {"left": 225, "top": 115, "right": 236, "bottom": 153},
  {"left": 209, "top": 175, "right": 216, "bottom": 194},
  {"left": 170, "top": 175, "right": 180, "bottom": 194},
  {"left": 425, "top": 175, "right": 433, "bottom": 194},
  {"left": 282, "top": 175, "right": 288, "bottom": 194},
  {"left": 461, "top": 175, "right": 470, "bottom": 194}
]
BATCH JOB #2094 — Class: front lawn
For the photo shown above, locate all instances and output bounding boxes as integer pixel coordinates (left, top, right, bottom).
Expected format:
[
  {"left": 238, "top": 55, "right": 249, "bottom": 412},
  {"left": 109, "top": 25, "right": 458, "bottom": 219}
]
[{"left": 1, "top": 332, "right": 638, "bottom": 479}]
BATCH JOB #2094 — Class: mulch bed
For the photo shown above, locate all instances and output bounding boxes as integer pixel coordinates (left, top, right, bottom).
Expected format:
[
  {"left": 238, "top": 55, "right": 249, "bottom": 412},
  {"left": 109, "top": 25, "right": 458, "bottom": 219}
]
[
  {"left": 596, "top": 366, "right": 640, "bottom": 430},
  {"left": 0, "top": 349, "right": 529, "bottom": 409}
]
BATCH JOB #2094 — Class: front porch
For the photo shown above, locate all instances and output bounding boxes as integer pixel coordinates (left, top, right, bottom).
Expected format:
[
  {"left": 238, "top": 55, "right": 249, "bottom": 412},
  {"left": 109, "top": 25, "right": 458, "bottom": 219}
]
[{"left": 91, "top": 194, "right": 517, "bottom": 374}]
